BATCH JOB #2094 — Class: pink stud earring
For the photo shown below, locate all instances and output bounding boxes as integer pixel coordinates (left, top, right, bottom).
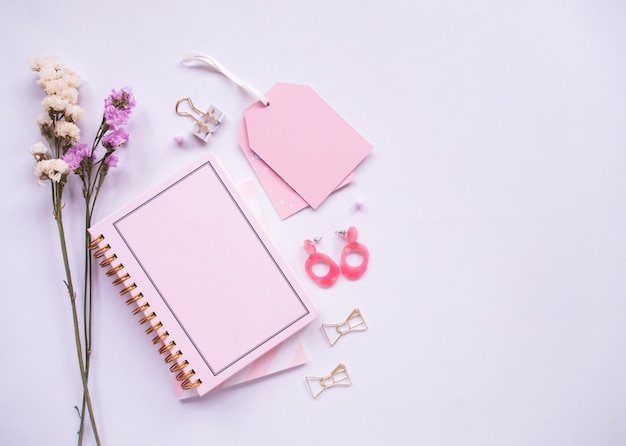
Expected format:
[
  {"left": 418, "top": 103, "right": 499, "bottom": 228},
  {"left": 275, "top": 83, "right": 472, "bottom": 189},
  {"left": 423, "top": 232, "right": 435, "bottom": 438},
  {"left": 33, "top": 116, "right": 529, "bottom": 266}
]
[
  {"left": 336, "top": 226, "right": 369, "bottom": 280},
  {"left": 304, "top": 238, "right": 340, "bottom": 288}
]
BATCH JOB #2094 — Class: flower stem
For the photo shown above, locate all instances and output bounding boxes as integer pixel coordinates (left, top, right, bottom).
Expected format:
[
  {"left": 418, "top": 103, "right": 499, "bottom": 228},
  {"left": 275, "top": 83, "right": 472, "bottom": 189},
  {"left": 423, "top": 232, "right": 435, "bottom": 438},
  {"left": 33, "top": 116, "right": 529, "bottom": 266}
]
[
  {"left": 78, "top": 190, "right": 96, "bottom": 443},
  {"left": 54, "top": 185, "right": 101, "bottom": 446},
  {"left": 77, "top": 136, "right": 107, "bottom": 444}
]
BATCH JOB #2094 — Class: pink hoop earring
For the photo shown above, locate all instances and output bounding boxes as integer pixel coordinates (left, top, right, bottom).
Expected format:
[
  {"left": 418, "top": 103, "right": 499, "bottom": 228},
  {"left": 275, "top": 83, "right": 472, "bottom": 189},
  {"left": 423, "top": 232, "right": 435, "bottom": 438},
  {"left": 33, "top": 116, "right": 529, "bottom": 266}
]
[
  {"left": 304, "top": 238, "right": 340, "bottom": 288},
  {"left": 336, "top": 226, "right": 369, "bottom": 280}
]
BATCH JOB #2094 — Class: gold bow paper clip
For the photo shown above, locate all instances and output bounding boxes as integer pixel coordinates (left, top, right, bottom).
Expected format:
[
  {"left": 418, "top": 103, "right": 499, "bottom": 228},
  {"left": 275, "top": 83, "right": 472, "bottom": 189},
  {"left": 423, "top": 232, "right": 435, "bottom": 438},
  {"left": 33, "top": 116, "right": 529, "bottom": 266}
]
[
  {"left": 322, "top": 308, "right": 368, "bottom": 346},
  {"left": 175, "top": 97, "right": 224, "bottom": 142},
  {"left": 305, "top": 363, "right": 351, "bottom": 399}
]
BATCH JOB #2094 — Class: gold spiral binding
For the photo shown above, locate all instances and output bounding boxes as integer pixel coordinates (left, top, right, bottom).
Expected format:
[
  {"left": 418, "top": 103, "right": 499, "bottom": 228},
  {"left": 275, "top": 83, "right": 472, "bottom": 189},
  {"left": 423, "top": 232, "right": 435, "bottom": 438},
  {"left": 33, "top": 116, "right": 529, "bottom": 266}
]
[
  {"left": 119, "top": 283, "right": 137, "bottom": 295},
  {"left": 165, "top": 351, "right": 183, "bottom": 363},
  {"left": 106, "top": 263, "right": 124, "bottom": 276},
  {"left": 176, "top": 369, "right": 196, "bottom": 382},
  {"left": 145, "top": 322, "right": 163, "bottom": 334},
  {"left": 125, "top": 293, "right": 144, "bottom": 305},
  {"left": 138, "top": 312, "right": 156, "bottom": 325},
  {"left": 158, "top": 341, "right": 176, "bottom": 354},
  {"left": 100, "top": 254, "right": 117, "bottom": 267},
  {"left": 89, "top": 234, "right": 105, "bottom": 249},
  {"left": 152, "top": 331, "right": 169, "bottom": 345},
  {"left": 182, "top": 379, "right": 202, "bottom": 390},
  {"left": 93, "top": 244, "right": 111, "bottom": 258},
  {"left": 170, "top": 360, "right": 188, "bottom": 373},
  {"left": 112, "top": 273, "right": 131, "bottom": 286},
  {"left": 91, "top": 235, "right": 200, "bottom": 393},
  {"left": 132, "top": 303, "right": 150, "bottom": 315}
]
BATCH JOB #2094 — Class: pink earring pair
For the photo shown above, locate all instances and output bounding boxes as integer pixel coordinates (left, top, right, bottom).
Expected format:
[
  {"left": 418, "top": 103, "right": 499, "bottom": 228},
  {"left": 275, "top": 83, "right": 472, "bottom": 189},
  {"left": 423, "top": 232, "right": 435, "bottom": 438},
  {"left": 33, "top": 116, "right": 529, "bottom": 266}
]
[{"left": 304, "top": 226, "right": 370, "bottom": 288}]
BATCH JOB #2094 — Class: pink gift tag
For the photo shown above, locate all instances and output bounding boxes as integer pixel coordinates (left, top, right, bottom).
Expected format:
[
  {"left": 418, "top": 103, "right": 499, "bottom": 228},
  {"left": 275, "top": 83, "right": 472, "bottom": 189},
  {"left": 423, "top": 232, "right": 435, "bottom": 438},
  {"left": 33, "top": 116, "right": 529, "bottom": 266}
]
[
  {"left": 243, "top": 83, "right": 372, "bottom": 209},
  {"left": 239, "top": 102, "right": 353, "bottom": 220}
]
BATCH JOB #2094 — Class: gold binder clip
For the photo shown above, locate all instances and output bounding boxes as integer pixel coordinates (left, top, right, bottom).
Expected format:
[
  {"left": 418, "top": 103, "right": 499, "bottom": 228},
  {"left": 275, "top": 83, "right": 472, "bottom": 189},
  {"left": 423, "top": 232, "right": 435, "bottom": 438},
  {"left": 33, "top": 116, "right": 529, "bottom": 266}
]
[
  {"left": 175, "top": 97, "right": 224, "bottom": 142},
  {"left": 322, "top": 308, "right": 368, "bottom": 346},
  {"left": 306, "top": 363, "right": 351, "bottom": 399}
]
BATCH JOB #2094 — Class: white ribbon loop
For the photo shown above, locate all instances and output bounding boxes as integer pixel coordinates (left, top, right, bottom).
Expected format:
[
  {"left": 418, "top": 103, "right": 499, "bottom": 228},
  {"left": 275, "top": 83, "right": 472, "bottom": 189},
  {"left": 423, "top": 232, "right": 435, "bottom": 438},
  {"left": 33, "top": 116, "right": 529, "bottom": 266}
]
[{"left": 181, "top": 53, "right": 270, "bottom": 106}]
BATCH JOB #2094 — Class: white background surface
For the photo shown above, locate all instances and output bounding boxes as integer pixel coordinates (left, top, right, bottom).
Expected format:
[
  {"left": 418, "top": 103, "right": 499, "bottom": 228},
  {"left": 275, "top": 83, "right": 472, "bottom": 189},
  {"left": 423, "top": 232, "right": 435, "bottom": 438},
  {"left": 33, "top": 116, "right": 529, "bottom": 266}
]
[{"left": 2, "top": 1, "right": 626, "bottom": 445}]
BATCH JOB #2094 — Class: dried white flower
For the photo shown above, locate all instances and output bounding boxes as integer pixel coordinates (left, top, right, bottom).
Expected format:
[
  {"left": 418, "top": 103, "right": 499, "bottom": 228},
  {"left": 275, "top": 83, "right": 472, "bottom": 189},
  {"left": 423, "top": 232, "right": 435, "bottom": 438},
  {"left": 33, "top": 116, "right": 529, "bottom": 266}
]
[
  {"left": 42, "top": 95, "right": 68, "bottom": 113},
  {"left": 43, "top": 79, "right": 68, "bottom": 96},
  {"left": 28, "top": 56, "right": 63, "bottom": 72},
  {"left": 34, "top": 158, "right": 69, "bottom": 185},
  {"left": 55, "top": 121, "right": 80, "bottom": 144},
  {"left": 64, "top": 104, "right": 84, "bottom": 123},
  {"left": 58, "top": 87, "right": 79, "bottom": 105},
  {"left": 36, "top": 66, "right": 64, "bottom": 88},
  {"left": 29, "top": 142, "right": 49, "bottom": 160},
  {"left": 37, "top": 112, "right": 53, "bottom": 127},
  {"left": 35, "top": 65, "right": 81, "bottom": 91},
  {"left": 62, "top": 70, "right": 81, "bottom": 88}
]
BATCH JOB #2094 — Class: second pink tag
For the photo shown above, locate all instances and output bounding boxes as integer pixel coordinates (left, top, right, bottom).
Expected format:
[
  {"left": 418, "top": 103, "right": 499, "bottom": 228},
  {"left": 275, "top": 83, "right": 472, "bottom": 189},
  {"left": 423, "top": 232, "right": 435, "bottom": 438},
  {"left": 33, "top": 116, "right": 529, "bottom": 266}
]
[{"left": 243, "top": 83, "right": 372, "bottom": 210}]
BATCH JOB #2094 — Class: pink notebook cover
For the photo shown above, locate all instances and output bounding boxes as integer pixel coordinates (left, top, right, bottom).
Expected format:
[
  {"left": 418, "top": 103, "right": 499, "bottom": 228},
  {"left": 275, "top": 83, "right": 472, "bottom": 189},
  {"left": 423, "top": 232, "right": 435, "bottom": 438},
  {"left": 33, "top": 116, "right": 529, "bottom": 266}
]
[
  {"left": 173, "top": 180, "right": 308, "bottom": 400},
  {"left": 89, "top": 152, "right": 318, "bottom": 396}
]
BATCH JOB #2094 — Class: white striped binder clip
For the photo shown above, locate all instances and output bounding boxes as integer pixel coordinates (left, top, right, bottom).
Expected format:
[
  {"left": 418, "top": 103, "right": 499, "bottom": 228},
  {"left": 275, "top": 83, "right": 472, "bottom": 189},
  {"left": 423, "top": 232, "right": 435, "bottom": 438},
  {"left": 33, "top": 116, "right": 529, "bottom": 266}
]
[
  {"left": 305, "top": 363, "right": 351, "bottom": 399},
  {"left": 175, "top": 97, "right": 224, "bottom": 142},
  {"left": 321, "top": 308, "right": 368, "bottom": 346}
]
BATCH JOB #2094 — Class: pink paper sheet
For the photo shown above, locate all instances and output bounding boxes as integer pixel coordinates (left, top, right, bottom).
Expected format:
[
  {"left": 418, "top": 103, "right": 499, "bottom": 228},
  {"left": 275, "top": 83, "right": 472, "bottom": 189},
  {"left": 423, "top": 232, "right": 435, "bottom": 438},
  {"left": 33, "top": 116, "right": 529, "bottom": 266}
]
[
  {"left": 239, "top": 107, "right": 353, "bottom": 219},
  {"left": 243, "top": 82, "right": 372, "bottom": 210}
]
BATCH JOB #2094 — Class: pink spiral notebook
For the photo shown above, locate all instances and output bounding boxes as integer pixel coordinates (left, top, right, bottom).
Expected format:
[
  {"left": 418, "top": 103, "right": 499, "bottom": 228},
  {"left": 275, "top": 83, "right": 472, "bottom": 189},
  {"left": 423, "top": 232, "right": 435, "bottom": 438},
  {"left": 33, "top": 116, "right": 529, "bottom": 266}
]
[{"left": 89, "top": 152, "right": 318, "bottom": 397}]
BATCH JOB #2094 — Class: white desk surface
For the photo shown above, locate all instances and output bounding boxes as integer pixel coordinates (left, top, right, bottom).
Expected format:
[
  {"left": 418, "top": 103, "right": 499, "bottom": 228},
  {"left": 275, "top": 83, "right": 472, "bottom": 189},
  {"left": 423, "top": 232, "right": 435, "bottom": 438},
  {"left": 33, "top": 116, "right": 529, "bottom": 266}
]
[{"left": 2, "top": 1, "right": 625, "bottom": 445}]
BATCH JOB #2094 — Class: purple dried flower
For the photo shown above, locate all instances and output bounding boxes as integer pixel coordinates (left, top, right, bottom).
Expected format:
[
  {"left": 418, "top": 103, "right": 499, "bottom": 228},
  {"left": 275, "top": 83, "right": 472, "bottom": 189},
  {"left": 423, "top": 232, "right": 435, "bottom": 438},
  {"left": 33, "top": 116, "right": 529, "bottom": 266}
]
[
  {"left": 62, "top": 143, "right": 92, "bottom": 171},
  {"left": 104, "top": 154, "right": 119, "bottom": 168},
  {"left": 102, "top": 128, "right": 129, "bottom": 150},
  {"left": 103, "top": 86, "right": 135, "bottom": 128},
  {"left": 104, "top": 106, "right": 128, "bottom": 128}
]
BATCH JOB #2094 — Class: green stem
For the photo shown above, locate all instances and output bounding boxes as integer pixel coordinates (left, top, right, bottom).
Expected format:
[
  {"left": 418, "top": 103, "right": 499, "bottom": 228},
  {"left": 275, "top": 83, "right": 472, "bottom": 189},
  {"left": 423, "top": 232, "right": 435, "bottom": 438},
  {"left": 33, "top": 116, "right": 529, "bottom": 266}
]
[
  {"left": 87, "top": 160, "right": 106, "bottom": 206},
  {"left": 78, "top": 206, "right": 93, "bottom": 443},
  {"left": 54, "top": 184, "right": 101, "bottom": 446},
  {"left": 77, "top": 166, "right": 91, "bottom": 441},
  {"left": 78, "top": 147, "right": 106, "bottom": 443}
]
